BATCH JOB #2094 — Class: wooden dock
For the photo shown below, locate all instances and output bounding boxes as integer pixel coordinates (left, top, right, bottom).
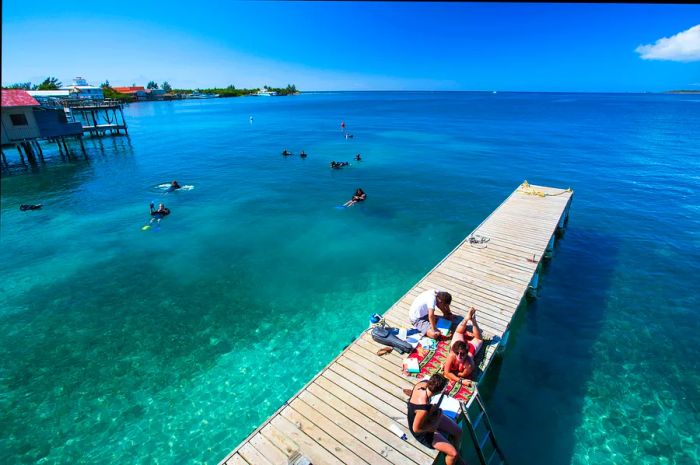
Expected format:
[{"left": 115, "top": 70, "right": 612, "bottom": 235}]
[
  {"left": 61, "top": 99, "right": 129, "bottom": 136},
  {"left": 219, "top": 182, "right": 574, "bottom": 465}
]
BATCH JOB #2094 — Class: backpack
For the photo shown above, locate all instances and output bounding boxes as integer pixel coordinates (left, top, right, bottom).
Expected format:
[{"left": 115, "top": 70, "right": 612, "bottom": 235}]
[{"left": 371, "top": 326, "right": 414, "bottom": 354}]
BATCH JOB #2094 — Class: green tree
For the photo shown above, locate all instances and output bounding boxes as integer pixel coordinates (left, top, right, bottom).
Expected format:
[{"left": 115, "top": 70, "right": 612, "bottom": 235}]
[
  {"left": 161, "top": 81, "right": 172, "bottom": 92},
  {"left": 35, "top": 77, "right": 62, "bottom": 90},
  {"left": 146, "top": 81, "right": 159, "bottom": 90},
  {"left": 100, "top": 79, "right": 111, "bottom": 88},
  {"left": 5, "top": 82, "right": 32, "bottom": 90}
]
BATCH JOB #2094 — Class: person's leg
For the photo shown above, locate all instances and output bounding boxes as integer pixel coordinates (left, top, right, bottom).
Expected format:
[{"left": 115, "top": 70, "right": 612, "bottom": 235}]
[
  {"left": 438, "top": 414, "right": 463, "bottom": 449},
  {"left": 450, "top": 327, "right": 465, "bottom": 350},
  {"left": 470, "top": 310, "right": 483, "bottom": 343},
  {"left": 432, "top": 432, "right": 461, "bottom": 465},
  {"left": 426, "top": 327, "right": 441, "bottom": 339},
  {"left": 415, "top": 317, "right": 444, "bottom": 339},
  {"left": 452, "top": 314, "right": 469, "bottom": 347}
]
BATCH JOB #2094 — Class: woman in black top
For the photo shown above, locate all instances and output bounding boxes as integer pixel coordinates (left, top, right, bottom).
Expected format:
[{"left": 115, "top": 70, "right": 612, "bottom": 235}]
[{"left": 407, "top": 374, "right": 464, "bottom": 465}]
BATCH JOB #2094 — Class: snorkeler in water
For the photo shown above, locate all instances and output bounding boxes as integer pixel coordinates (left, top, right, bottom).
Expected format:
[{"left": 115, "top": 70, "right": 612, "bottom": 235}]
[
  {"left": 166, "top": 180, "right": 182, "bottom": 192},
  {"left": 149, "top": 202, "right": 171, "bottom": 224},
  {"left": 343, "top": 188, "right": 366, "bottom": 207}
]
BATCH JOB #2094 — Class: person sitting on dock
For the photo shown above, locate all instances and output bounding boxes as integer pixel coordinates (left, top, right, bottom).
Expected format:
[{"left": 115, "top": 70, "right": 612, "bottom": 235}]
[
  {"left": 443, "top": 307, "right": 483, "bottom": 385},
  {"left": 406, "top": 373, "right": 465, "bottom": 465},
  {"left": 409, "top": 289, "right": 454, "bottom": 339},
  {"left": 150, "top": 202, "right": 170, "bottom": 224}
]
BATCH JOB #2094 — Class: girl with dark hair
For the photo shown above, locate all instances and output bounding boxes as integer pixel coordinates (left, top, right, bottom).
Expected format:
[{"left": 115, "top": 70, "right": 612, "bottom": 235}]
[
  {"left": 444, "top": 307, "right": 483, "bottom": 384},
  {"left": 406, "top": 374, "right": 465, "bottom": 465}
]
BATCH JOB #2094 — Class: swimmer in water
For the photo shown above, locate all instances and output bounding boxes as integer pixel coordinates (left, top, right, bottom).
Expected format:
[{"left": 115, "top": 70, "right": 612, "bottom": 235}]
[
  {"left": 149, "top": 202, "right": 171, "bottom": 224},
  {"left": 300, "top": 150, "right": 308, "bottom": 158},
  {"left": 355, "top": 153, "right": 362, "bottom": 161},
  {"left": 282, "top": 149, "right": 292, "bottom": 156},
  {"left": 343, "top": 188, "right": 366, "bottom": 207}
]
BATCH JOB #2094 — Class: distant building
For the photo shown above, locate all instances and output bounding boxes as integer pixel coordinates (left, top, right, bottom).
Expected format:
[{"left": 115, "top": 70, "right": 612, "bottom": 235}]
[
  {"left": 68, "top": 86, "right": 104, "bottom": 100},
  {"left": 27, "top": 90, "right": 71, "bottom": 99},
  {"left": 1, "top": 90, "right": 41, "bottom": 145},
  {"left": 113, "top": 86, "right": 148, "bottom": 100},
  {"left": 64, "top": 77, "right": 103, "bottom": 100},
  {"left": 58, "top": 77, "right": 104, "bottom": 100},
  {"left": 2, "top": 89, "right": 83, "bottom": 146},
  {"left": 146, "top": 88, "right": 166, "bottom": 100},
  {"left": 27, "top": 90, "right": 72, "bottom": 107},
  {"left": 255, "top": 89, "right": 278, "bottom": 96}
]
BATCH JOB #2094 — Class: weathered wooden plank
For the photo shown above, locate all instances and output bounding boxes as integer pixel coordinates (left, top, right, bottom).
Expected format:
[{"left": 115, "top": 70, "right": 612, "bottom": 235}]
[
  {"left": 238, "top": 442, "right": 274, "bottom": 465},
  {"left": 307, "top": 381, "right": 435, "bottom": 464},
  {"left": 259, "top": 423, "right": 301, "bottom": 459},
  {"left": 225, "top": 453, "right": 250, "bottom": 465},
  {"left": 290, "top": 396, "right": 393, "bottom": 465},
  {"left": 298, "top": 390, "right": 409, "bottom": 465},
  {"left": 270, "top": 414, "right": 345, "bottom": 465},
  {"left": 324, "top": 365, "right": 408, "bottom": 416},
  {"left": 248, "top": 433, "right": 289, "bottom": 465}
]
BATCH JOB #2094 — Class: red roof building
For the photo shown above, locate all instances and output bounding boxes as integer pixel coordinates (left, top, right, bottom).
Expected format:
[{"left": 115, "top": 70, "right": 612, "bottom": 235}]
[
  {"left": 2, "top": 89, "right": 40, "bottom": 107},
  {"left": 112, "top": 86, "right": 146, "bottom": 94}
]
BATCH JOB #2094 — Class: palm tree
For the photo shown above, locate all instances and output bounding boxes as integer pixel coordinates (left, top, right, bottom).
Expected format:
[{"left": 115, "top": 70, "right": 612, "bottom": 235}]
[{"left": 35, "top": 77, "right": 62, "bottom": 90}]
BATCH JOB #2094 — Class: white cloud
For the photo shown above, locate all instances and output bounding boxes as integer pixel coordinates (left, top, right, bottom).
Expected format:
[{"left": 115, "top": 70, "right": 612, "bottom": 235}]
[{"left": 636, "top": 24, "right": 700, "bottom": 62}]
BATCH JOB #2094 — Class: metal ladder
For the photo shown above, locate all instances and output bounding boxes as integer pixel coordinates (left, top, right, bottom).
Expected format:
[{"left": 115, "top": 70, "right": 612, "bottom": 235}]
[{"left": 463, "top": 388, "right": 508, "bottom": 465}]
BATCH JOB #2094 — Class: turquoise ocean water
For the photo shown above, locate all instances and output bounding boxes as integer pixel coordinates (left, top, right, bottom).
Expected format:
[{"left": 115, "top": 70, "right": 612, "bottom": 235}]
[{"left": 1, "top": 92, "right": 698, "bottom": 465}]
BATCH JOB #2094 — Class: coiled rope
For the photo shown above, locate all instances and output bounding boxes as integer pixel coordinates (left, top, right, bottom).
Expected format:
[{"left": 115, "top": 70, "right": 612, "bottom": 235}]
[
  {"left": 520, "top": 180, "right": 572, "bottom": 197},
  {"left": 468, "top": 234, "right": 490, "bottom": 249}
]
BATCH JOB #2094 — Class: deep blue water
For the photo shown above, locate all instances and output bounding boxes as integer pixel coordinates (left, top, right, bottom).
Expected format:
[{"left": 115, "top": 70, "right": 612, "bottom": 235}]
[{"left": 1, "top": 92, "right": 698, "bottom": 465}]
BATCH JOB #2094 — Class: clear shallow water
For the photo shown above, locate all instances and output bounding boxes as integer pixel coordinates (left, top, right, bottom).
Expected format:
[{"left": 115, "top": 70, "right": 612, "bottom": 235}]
[{"left": 1, "top": 92, "right": 698, "bottom": 465}]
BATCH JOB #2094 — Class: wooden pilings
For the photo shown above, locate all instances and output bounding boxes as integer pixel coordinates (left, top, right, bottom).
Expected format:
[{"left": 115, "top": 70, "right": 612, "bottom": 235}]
[
  {"left": 65, "top": 100, "right": 129, "bottom": 136},
  {"left": 527, "top": 194, "right": 574, "bottom": 298},
  {"left": 2, "top": 136, "right": 89, "bottom": 170}
]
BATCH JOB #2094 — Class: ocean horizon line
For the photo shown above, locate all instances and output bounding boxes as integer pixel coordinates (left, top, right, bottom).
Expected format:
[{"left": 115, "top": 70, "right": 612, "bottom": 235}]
[{"left": 298, "top": 89, "right": 681, "bottom": 95}]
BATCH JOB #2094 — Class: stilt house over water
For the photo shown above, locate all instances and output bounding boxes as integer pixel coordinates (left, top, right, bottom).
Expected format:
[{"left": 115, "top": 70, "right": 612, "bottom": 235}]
[{"left": 1, "top": 89, "right": 85, "bottom": 167}]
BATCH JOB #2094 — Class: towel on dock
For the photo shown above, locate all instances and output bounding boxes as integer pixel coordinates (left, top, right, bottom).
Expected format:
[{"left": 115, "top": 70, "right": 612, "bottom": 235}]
[{"left": 402, "top": 335, "right": 490, "bottom": 402}]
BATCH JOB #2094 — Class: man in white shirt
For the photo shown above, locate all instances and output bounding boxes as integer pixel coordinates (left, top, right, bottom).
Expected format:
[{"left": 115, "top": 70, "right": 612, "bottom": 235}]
[{"left": 409, "top": 289, "right": 454, "bottom": 339}]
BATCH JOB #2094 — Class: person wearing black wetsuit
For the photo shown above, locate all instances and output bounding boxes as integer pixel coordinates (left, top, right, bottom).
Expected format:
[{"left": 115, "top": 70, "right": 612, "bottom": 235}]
[
  {"left": 406, "top": 374, "right": 465, "bottom": 465},
  {"left": 150, "top": 202, "right": 171, "bottom": 224}
]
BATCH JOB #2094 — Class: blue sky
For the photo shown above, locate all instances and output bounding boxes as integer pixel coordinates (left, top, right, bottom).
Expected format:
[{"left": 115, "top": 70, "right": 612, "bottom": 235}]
[{"left": 2, "top": 1, "right": 699, "bottom": 92}]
